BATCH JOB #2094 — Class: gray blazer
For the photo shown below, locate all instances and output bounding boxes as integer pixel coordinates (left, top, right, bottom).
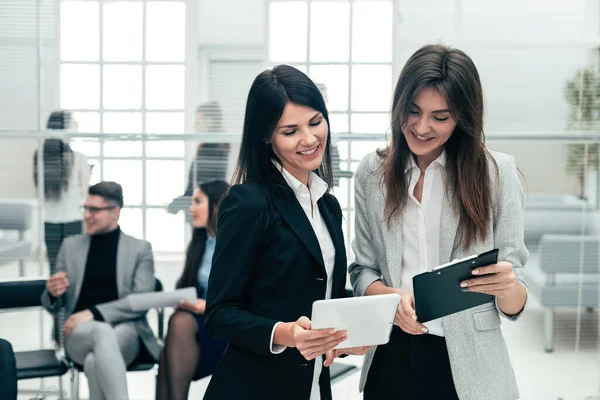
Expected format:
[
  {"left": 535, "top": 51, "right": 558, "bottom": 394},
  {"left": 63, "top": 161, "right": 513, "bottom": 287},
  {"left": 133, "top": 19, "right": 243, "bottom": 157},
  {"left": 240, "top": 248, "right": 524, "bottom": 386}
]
[
  {"left": 349, "top": 150, "right": 528, "bottom": 400},
  {"left": 41, "top": 231, "right": 161, "bottom": 360}
]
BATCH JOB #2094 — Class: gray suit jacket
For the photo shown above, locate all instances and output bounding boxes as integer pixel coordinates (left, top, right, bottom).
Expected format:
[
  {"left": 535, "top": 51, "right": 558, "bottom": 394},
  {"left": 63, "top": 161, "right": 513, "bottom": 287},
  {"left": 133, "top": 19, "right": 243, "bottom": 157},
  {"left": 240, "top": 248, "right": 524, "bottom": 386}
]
[
  {"left": 41, "top": 231, "right": 161, "bottom": 360},
  {"left": 349, "top": 150, "right": 528, "bottom": 400}
]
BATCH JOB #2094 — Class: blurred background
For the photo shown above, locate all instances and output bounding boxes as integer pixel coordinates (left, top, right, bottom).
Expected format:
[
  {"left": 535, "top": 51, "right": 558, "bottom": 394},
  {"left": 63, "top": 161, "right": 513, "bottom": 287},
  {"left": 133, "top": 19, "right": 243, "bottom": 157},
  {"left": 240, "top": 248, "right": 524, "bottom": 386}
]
[{"left": 0, "top": 0, "right": 598, "bottom": 398}]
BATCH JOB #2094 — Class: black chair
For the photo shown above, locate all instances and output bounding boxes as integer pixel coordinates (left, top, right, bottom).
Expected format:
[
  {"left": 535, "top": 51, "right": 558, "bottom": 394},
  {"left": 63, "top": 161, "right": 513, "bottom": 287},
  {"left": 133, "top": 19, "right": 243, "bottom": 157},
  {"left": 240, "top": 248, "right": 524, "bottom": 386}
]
[
  {"left": 0, "top": 277, "right": 69, "bottom": 398},
  {"left": 69, "top": 278, "right": 165, "bottom": 400}
]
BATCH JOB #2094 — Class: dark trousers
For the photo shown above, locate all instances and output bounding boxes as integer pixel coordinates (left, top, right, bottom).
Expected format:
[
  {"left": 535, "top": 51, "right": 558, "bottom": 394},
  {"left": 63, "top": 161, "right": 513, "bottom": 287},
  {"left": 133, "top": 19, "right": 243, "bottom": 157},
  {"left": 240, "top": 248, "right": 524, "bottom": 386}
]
[
  {"left": 0, "top": 339, "right": 17, "bottom": 400},
  {"left": 364, "top": 326, "right": 459, "bottom": 400},
  {"left": 44, "top": 221, "right": 83, "bottom": 273}
]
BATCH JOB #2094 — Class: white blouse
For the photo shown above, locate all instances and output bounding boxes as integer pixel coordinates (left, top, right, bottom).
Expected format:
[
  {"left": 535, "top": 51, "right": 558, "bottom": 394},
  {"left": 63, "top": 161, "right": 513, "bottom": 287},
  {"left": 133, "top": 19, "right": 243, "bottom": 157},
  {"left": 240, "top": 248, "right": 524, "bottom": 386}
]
[
  {"left": 401, "top": 151, "right": 446, "bottom": 337},
  {"left": 269, "top": 163, "right": 336, "bottom": 400}
]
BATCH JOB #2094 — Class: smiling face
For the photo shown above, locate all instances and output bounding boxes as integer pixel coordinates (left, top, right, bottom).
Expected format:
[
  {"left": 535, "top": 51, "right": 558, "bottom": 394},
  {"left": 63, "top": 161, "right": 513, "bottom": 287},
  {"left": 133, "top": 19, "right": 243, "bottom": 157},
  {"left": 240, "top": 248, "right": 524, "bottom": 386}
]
[
  {"left": 189, "top": 188, "right": 209, "bottom": 229},
  {"left": 270, "top": 102, "right": 329, "bottom": 185},
  {"left": 402, "top": 87, "right": 457, "bottom": 169}
]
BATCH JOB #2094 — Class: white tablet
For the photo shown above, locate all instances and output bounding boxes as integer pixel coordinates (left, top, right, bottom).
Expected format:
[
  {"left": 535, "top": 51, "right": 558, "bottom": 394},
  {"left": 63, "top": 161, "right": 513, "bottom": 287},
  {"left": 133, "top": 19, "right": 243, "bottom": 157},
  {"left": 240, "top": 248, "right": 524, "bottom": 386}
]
[{"left": 310, "top": 293, "right": 400, "bottom": 350}]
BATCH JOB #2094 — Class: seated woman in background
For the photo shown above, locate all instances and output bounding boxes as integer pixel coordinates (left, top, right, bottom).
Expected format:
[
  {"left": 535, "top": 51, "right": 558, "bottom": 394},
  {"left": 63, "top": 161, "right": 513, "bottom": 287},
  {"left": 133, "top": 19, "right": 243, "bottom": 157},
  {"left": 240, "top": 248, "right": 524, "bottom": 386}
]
[{"left": 156, "top": 179, "right": 230, "bottom": 400}]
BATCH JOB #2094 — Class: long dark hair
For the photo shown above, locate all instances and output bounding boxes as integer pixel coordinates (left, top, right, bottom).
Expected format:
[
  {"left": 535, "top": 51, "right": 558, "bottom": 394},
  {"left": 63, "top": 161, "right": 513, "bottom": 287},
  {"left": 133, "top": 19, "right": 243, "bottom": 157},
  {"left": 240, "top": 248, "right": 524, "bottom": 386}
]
[
  {"left": 176, "top": 180, "right": 230, "bottom": 290},
  {"left": 33, "top": 138, "right": 74, "bottom": 201},
  {"left": 231, "top": 65, "right": 334, "bottom": 193},
  {"left": 379, "top": 44, "right": 497, "bottom": 249}
]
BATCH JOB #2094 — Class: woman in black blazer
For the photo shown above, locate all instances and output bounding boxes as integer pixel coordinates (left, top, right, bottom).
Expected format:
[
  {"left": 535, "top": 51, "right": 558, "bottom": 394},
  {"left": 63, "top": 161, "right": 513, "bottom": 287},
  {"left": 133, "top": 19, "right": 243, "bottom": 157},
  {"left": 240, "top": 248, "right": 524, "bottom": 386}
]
[{"left": 204, "top": 65, "right": 369, "bottom": 400}]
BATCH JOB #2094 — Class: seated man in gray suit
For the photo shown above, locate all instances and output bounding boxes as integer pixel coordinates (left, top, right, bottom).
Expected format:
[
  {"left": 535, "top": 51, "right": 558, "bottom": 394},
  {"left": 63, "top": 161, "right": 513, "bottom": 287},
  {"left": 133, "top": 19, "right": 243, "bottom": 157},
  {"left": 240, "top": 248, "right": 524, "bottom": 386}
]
[{"left": 41, "top": 181, "right": 160, "bottom": 400}]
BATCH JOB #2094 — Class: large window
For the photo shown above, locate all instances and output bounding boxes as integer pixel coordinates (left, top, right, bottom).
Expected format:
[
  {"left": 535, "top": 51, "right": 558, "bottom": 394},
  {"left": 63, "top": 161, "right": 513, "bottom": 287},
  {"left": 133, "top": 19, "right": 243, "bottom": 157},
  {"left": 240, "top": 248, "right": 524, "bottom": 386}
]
[
  {"left": 60, "top": 0, "right": 190, "bottom": 251},
  {"left": 268, "top": 0, "right": 394, "bottom": 257}
]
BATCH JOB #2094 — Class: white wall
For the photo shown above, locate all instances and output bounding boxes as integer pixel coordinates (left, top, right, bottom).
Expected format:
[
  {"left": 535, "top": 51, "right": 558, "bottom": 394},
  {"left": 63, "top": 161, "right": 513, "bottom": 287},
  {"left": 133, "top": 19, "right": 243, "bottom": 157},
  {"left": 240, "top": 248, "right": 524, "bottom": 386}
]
[
  {"left": 0, "top": 0, "right": 59, "bottom": 199},
  {"left": 197, "top": 0, "right": 265, "bottom": 44}
]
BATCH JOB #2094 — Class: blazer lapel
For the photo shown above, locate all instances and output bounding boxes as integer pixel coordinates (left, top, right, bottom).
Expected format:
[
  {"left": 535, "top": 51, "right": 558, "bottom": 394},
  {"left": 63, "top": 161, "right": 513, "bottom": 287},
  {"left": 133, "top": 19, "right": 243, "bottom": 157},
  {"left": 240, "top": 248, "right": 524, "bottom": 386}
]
[
  {"left": 116, "top": 234, "right": 128, "bottom": 297},
  {"left": 318, "top": 199, "right": 346, "bottom": 291},
  {"left": 381, "top": 215, "right": 403, "bottom": 289},
  {"left": 271, "top": 194, "right": 325, "bottom": 269},
  {"left": 72, "top": 235, "right": 91, "bottom": 309},
  {"left": 439, "top": 188, "right": 460, "bottom": 264}
]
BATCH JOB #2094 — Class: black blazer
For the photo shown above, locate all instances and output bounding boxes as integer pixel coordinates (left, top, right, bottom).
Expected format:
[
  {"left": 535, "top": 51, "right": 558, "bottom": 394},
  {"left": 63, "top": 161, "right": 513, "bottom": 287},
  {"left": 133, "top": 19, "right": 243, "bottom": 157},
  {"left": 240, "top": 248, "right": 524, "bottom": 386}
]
[{"left": 204, "top": 179, "right": 348, "bottom": 400}]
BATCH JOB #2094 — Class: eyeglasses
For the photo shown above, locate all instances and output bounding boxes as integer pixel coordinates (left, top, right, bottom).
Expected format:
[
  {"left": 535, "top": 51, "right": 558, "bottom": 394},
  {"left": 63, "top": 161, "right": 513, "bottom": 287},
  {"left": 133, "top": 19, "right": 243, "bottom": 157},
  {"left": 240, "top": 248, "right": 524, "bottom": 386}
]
[{"left": 82, "top": 205, "right": 117, "bottom": 214}]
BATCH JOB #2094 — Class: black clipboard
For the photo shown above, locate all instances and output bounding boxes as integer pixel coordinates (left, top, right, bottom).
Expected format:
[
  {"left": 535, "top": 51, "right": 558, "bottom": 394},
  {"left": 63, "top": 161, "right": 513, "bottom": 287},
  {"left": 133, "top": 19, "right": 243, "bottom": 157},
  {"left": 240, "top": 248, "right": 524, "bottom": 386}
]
[{"left": 412, "top": 249, "right": 499, "bottom": 322}]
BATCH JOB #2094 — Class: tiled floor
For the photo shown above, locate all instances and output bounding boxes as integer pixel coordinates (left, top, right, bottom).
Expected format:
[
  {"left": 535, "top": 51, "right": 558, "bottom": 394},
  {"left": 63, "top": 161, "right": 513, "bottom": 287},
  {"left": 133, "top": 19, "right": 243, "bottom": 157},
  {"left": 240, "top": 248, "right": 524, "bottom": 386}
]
[{"left": 2, "top": 259, "right": 599, "bottom": 400}]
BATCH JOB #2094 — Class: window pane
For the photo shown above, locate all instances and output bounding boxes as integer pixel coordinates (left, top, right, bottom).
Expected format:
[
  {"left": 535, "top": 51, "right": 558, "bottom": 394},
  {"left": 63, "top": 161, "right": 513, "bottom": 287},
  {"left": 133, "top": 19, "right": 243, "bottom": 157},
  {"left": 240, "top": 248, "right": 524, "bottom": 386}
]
[
  {"left": 146, "top": 65, "right": 185, "bottom": 110},
  {"left": 269, "top": 1, "right": 307, "bottom": 62},
  {"left": 351, "top": 65, "right": 392, "bottom": 111},
  {"left": 146, "top": 208, "right": 184, "bottom": 251},
  {"left": 145, "top": 160, "right": 185, "bottom": 205},
  {"left": 146, "top": 112, "right": 185, "bottom": 157},
  {"left": 350, "top": 140, "right": 385, "bottom": 162},
  {"left": 103, "top": 112, "right": 143, "bottom": 157},
  {"left": 146, "top": 1, "right": 186, "bottom": 62},
  {"left": 103, "top": 112, "right": 142, "bottom": 133},
  {"left": 103, "top": 1, "right": 143, "bottom": 62},
  {"left": 310, "top": 1, "right": 349, "bottom": 62},
  {"left": 309, "top": 65, "right": 349, "bottom": 112},
  {"left": 351, "top": 113, "right": 390, "bottom": 134},
  {"left": 146, "top": 112, "right": 185, "bottom": 133},
  {"left": 119, "top": 207, "right": 143, "bottom": 240},
  {"left": 89, "top": 159, "right": 101, "bottom": 184},
  {"left": 70, "top": 139, "right": 100, "bottom": 158},
  {"left": 329, "top": 113, "right": 348, "bottom": 134},
  {"left": 103, "top": 65, "right": 142, "bottom": 109},
  {"left": 352, "top": 1, "right": 393, "bottom": 62},
  {"left": 61, "top": 65, "right": 100, "bottom": 109},
  {"left": 336, "top": 139, "right": 349, "bottom": 161},
  {"left": 103, "top": 160, "right": 142, "bottom": 205},
  {"left": 61, "top": 1, "right": 99, "bottom": 61},
  {"left": 72, "top": 112, "right": 100, "bottom": 133}
]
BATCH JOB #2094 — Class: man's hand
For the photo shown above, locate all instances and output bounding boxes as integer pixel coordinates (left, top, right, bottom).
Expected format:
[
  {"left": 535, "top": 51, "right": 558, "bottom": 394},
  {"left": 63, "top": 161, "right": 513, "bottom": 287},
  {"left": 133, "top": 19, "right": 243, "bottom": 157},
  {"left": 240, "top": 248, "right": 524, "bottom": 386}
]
[
  {"left": 46, "top": 272, "right": 69, "bottom": 298},
  {"left": 64, "top": 310, "right": 93, "bottom": 337}
]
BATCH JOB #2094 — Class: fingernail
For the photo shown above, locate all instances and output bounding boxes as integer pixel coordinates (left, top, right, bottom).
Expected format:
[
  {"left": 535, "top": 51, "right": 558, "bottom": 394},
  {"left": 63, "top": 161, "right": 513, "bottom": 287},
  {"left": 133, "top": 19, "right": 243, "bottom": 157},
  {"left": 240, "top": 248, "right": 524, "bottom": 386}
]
[
  {"left": 411, "top": 315, "right": 417, "bottom": 321},
  {"left": 342, "top": 334, "right": 349, "bottom": 340},
  {"left": 472, "top": 269, "right": 479, "bottom": 275},
  {"left": 461, "top": 288, "right": 470, "bottom": 292},
  {"left": 460, "top": 282, "right": 467, "bottom": 288},
  {"left": 421, "top": 328, "right": 428, "bottom": 333},
  {"left": 328, "top": 329, "right": 336, "bottom": 334}
]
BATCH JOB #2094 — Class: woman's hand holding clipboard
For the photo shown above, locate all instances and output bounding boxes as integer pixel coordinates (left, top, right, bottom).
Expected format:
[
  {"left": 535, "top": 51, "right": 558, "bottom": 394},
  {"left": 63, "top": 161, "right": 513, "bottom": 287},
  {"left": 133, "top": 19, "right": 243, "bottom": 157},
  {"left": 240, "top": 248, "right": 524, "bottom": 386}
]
[{"left": 412, "top": 249, "right": 506, "bottom": 322}]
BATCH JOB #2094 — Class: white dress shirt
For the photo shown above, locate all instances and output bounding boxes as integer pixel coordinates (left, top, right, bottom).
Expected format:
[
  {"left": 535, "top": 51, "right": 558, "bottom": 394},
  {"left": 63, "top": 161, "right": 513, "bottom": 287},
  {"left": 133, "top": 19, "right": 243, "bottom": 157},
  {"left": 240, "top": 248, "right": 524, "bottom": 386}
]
[
  {"left": 268, "top": 163, "right": 336, "bottom": 400},
  {"left": 44, "top": 151, "right": 90, "bottom": 223},
  {"left": 401, "top": 151, "right": 446, "bottom": 337}
]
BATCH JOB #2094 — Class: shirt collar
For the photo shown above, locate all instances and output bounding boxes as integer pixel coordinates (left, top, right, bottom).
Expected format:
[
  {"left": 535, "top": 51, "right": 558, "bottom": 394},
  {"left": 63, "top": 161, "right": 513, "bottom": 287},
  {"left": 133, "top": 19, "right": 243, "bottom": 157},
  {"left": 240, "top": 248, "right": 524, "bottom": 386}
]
[
  {"left": 405, "top": 150, "right": 446, "bottom": 172},
  {"left": 273, "top": 160, "right": 328, "bottom": 202}
]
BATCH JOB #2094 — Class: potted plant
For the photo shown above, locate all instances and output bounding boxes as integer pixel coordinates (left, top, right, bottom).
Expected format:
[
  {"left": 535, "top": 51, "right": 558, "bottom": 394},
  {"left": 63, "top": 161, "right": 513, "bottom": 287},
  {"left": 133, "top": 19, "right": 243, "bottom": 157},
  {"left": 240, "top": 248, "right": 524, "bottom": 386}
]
[{"left": 564, "top": 67, "right": 600, "bottom": 200}]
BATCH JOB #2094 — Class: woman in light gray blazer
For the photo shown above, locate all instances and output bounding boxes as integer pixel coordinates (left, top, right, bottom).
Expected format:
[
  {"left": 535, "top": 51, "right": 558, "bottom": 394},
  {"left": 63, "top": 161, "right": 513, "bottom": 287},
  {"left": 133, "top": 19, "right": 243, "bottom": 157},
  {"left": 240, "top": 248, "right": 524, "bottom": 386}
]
[{"left": 349, "top": 44, "right": 528, "bottom": 400}]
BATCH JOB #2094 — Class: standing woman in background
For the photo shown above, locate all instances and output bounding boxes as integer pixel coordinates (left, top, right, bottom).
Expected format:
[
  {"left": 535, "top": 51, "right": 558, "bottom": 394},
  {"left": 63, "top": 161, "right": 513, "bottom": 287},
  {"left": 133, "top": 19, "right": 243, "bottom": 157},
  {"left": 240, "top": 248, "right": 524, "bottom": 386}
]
[
  {"left": 349, "top": 44, "right": 528, "bottom": 400},
  {"left": 156, "top": 179, "right": 229, "bottom": 400},
  {"left": 34, "top": 110, "right": 90, "bottom": 272},
  {"left": 204, "top": 65, "right": 369, "bottom": 400},
  {"left": 168, "top": 102, "right": 231, "bottom": 218}
]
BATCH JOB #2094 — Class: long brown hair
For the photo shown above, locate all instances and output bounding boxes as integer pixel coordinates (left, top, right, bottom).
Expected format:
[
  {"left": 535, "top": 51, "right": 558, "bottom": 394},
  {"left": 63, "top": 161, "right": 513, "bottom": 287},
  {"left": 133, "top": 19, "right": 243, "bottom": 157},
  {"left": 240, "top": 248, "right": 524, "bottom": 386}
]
[
  {"left": 176, "top": 180, "right": 229, "bottom": 291},
  {"left": 379, "top": 44, "right": 497, "bottom": 249}
]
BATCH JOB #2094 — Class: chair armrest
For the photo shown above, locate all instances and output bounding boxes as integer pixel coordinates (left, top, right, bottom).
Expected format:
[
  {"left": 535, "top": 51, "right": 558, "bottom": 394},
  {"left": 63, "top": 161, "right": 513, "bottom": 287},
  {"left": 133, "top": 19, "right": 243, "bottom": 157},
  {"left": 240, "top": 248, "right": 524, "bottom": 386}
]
[
  {"left": 157, "top": 307, "right": 164, "bottom": 342},
  {"left": 539, "top": 234, "right": 600, "bottom": 274}
]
